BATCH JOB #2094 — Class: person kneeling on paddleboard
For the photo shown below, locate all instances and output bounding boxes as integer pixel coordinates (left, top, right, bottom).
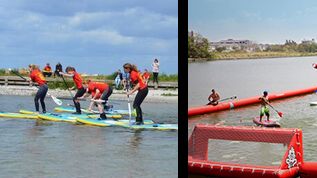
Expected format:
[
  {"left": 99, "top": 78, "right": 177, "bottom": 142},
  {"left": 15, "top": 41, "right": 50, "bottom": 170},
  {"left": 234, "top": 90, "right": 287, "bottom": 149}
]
[
  {"left": 29, "top": 64, "right": 48, "bottom": 113},
  {"left": 81, "top": 80, "right": 113, "bottom": 120},
  {"left": 123, "top": 63, "right": 148, "bottom": 125},
  {"left": 207, "top": 89, "right": 220, "bottom": 105},
  {"left": 259, "top": 91, "right": 270, "bottom": 122},
  {"left": 59, "top": 67, "right": 85, "bottom": 114}
]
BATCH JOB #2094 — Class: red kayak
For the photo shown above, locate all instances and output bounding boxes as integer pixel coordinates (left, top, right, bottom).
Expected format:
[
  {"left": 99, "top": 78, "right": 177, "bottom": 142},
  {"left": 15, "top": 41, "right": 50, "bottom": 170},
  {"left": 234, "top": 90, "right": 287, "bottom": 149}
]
[{"left": 253, "top": 116, "right": 281, "bottom": 127}]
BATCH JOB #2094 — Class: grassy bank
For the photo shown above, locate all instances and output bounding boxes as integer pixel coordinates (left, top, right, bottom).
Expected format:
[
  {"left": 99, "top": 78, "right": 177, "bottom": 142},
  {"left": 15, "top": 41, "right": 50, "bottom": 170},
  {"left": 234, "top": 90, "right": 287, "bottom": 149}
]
[{"left": 189, "top": 52, "right": 317, "bottom": 62}]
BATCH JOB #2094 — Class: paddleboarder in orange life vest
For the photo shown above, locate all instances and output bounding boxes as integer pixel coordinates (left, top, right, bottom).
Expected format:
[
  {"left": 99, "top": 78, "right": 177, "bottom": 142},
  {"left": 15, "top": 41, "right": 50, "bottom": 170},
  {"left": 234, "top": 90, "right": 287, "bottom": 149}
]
[
  {"left": 59, "top": 67, "right": 85, "bottom": 114},
  {"left": 29, "top": 64, "right": 48, "bottom": 113},
  {"left": 259, "top": 91, "right": 270, "bottom": 122},
  {"left": 207, "top": 89, "right": 220, "bottom": 105}
]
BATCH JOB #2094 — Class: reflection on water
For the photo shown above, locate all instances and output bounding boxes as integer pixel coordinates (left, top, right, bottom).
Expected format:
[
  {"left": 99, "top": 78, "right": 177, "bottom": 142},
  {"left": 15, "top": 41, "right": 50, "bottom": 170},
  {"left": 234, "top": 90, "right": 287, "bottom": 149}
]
[{"left": 0, "top": 95, "right": 178, "bottom": 177}]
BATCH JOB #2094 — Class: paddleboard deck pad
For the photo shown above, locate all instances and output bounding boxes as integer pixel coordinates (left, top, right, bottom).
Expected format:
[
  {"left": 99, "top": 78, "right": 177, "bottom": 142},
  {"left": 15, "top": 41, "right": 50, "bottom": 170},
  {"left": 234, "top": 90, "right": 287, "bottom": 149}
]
[
  {"left": 253, "top": 116, "right": 280, "bottom": 127},
  {"left": 54, "top": 106, "right": 136, "bottom": 116}
]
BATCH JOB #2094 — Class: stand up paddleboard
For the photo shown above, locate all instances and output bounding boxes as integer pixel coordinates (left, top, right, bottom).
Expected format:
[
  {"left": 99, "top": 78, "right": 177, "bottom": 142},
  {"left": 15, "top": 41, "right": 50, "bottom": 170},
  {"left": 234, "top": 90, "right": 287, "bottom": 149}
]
[
  {"left": 76, "top": 117, "right": 155, "bottom": 127},
  {"left": 0, "top": 111, "right": 38, "bottom": 119},
  {"left": 253, "top": 116, "right": 280, "bottom": 127}
]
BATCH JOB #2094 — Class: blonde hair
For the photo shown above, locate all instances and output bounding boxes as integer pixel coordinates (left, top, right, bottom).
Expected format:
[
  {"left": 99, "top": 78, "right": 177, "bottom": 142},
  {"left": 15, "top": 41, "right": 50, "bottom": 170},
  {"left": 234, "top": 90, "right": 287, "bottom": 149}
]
[{"left": 28, "top": 64, "right": 39, "bottom": 70}]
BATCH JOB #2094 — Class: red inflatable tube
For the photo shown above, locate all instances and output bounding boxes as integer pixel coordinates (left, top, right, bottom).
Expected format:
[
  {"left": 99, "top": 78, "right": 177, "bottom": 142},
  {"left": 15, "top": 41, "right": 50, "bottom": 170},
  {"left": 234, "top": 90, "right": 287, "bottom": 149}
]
[
  {"left": 188, "top": 86, "right": 317, "bottom": 117},
  {"left": 300, "top": 162, "right": 317, "bottom": 178}
]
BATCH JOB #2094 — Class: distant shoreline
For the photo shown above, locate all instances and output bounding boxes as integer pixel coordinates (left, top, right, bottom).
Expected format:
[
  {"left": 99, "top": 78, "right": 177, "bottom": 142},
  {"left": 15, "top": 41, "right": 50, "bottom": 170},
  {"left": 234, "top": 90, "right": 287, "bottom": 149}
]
[
  {"left": 189, "top": 52, "right": 317, "bottom": 62},
  {"left": 0, "top": 86, "right": 177, "bottom": 103}
]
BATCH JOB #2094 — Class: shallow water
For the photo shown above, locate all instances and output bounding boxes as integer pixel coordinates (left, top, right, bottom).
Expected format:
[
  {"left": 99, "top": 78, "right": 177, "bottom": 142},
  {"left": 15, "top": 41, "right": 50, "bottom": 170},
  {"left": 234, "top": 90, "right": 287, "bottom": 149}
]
[
  {"left": 189, "top": 56, "right": 317, "bottom": 177},
  {"left": 0, "top": 95, "right": 178, "bottom": 177}
]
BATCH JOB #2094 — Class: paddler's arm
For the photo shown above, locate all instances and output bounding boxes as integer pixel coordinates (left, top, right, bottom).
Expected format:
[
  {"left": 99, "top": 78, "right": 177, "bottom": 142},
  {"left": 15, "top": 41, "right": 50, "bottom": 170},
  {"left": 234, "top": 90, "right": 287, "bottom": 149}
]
[
  {"left": 92, "top": 89, "right": 100, "bottom": 100},
  {"left": 208, "top": 94, "right": 212, "bottom": 101},
  {"left": 59, "top": 72, "right": 74, "bottom": 78},
  {"left": 88, "top": 101, "right": 95, "bottom": 111},
  {"left": 127, "top": 83, "right": 140, "bottom": 95}
]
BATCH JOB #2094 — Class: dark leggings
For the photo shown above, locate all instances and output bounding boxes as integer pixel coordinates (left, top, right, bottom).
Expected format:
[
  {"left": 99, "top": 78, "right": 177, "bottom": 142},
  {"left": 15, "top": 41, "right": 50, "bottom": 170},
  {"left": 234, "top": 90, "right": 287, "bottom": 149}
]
[
  {"left": 101, "top": 86, "right": 113, "bottom": 106},
  {"left": 35, "top": 84, "right": 48, "bottom": 112},
  {"left": 153, "top": 72, "right": 159, "bottom": 84},
  {"left": 133, "top": 87, "right": 148, "bottom": 122},
  {"left": 73, "top": 87, "right": 86, "bottom": 113}
]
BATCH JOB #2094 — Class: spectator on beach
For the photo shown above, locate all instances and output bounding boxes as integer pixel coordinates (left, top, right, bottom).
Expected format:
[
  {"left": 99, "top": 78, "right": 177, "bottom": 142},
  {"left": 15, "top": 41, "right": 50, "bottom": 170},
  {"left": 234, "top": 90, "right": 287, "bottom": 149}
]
[
  {"left": 54, "top": 62, "right": 63, "bottom": 77},
  {"left": 142, "top": 69, "right": 151, "bottom": 84},
  {"left": 152, "top": 58, "right": 159, "bottom": 89},
  {"left": 42, "top": 63, "right": 52, "bottom": 77},
  {"left": 114, "top": 69, "right": 123, "bottom": 89},
  {"left": 122, "top": 71, "right": 130, "bottom": 90}
]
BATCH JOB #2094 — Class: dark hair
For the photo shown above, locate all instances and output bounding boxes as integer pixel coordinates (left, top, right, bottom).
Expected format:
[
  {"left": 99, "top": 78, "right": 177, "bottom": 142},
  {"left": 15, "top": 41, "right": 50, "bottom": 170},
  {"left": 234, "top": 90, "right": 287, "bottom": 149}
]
[{"left": 123, "top": 63, "right": 138, "bottom": 72}]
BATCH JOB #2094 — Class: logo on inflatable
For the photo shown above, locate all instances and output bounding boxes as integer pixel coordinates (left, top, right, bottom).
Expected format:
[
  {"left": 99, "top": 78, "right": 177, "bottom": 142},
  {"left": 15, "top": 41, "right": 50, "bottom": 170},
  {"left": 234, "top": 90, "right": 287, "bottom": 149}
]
[{"left": 286, "top": 146, "right": 297, "bottom": 168}]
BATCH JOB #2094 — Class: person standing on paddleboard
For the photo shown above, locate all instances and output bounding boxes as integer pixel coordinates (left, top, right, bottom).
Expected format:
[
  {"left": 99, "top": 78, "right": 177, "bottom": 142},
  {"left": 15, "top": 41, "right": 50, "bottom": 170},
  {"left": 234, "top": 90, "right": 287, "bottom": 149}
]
[
  {"left": 259, "top": 91, "right": 270, "bottom": 122},
  {"left": 81, "top": 80, "right": 113, "bottom": 120},
  {"left": 207, "top": 89, "right": 220, "bottom": 105},
  {"left": 29, "top": 64, "right": 48, "bottom": 113},
  {"left": 59, "top": 67, "right": 85, "bottom": 114},
  {"left": 123, "top": 63, "right": 148, "bottom": 125}
]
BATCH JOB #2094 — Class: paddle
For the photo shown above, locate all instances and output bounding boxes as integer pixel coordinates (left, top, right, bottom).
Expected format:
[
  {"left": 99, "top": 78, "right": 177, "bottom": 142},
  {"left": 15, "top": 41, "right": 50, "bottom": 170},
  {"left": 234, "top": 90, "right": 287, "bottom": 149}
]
[
  {"left": 127, "top": 88, "right": 132, "bottom": 126},
  {"left": 60, "top": 75, "right": 74, "bottom": 98},
  {"left": 266, "top": 102, "right": 283, "bottom": 118},
  {"left": 9, "top": 69, "right": 62, "bottom": 106},
  {"left": 206, "top": 95, "right": 237, "bottom": 105}
]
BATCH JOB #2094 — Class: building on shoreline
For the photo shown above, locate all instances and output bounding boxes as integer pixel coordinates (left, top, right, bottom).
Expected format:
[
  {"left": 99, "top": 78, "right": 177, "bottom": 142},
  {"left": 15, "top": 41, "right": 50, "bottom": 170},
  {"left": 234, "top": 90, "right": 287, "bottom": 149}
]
[{"left": 210, "top": 39, "right": 268, "bottom": 52}]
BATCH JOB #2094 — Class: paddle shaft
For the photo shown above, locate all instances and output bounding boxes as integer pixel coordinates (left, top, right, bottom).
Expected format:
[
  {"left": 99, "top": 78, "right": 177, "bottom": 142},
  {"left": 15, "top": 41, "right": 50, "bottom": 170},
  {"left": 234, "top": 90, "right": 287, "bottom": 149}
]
[
  {"left": 207, "top": 96, "right": 237, "bottom": 105},
  {"left": 60, "top": 75, "right": 74, "bottom": 98}
]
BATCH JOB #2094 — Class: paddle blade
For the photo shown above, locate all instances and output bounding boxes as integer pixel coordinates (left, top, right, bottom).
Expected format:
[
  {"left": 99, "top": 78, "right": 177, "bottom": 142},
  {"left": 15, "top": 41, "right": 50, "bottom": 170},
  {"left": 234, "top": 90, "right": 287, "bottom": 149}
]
[
  {"left": 51, "top": 95, "right": 63, "bottom": 106},
  {"left": 278, "top": 112, "right": 283, "bottom": 118}
]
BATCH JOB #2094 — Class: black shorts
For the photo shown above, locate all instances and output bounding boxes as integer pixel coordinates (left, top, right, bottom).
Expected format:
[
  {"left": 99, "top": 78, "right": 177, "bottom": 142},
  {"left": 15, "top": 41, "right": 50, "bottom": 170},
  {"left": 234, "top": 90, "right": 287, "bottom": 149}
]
[{"left": 74, "top": 87, "right": 86, "bottom": 100}]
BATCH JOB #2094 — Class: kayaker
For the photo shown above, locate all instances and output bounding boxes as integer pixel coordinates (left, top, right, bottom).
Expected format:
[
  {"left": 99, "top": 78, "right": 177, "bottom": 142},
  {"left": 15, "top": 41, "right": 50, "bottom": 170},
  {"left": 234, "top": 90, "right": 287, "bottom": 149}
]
[
  {"left": 59, "top": 66, "right": 85, "bottom": 114},
  {"left": 123, "top": 63, "right": 148, "bottom": 125},
  {"left": 81, "top": 80, "right": 113, "bottom": 120},
  {"left": 29, "top": 64, "right": 48, "bottom": 113},
  {"left": 207, "top": 89, "right": 220, "bottom": 105},
  {"left": 259, "top": 91, "right": 270, "bottom": 122}
]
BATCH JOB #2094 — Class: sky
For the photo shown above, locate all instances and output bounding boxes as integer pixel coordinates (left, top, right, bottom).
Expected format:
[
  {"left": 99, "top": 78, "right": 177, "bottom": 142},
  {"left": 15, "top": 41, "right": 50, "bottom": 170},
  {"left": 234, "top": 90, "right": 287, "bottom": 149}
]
[
  {"left": 189, "top": 0, "right": 317, "bottom": 44},
  {"left": 0, "top": 0, "right": 178, "bottom": 74}
]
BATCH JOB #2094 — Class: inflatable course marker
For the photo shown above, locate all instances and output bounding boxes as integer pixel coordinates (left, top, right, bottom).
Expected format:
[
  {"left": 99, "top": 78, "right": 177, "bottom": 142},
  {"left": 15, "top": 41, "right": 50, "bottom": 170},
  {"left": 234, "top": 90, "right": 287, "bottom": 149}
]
[{"left": 188, "top": 124, "right": 305, "bottom": 178}]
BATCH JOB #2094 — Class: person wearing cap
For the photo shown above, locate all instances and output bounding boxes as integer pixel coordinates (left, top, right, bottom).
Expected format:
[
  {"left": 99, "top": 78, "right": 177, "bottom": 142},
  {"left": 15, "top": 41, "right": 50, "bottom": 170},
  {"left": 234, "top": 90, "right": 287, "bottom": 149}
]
[
  {"left": 259, "top": 91, "right": 270, "bottom": 122},
  {"left": 29, "top": 64, "right": 48, "bottom": 113},
  {"left": 207, "top": 89, "right": 220, "bottom": 105},
  {"left": 43, "top": 63, "right": 52, "bottom": 77},
  {"left": 123, "top": 63, "right": 148, "bottom": 125}
]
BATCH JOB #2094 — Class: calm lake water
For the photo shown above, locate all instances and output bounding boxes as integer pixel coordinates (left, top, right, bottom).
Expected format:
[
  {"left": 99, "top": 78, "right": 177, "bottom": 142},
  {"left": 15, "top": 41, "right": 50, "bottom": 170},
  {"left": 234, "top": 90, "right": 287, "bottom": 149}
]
[
  {"left": 0, "top": 95, "right": 178, "bottom": 178},
  {"left": 189, "top": 56, "right": 317, "bottom": 177}
]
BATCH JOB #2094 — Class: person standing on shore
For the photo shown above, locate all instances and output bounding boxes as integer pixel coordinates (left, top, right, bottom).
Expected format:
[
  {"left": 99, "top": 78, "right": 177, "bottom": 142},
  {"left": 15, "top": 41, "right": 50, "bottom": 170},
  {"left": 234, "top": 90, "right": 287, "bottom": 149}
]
[
  {"left": 59, "top": 67, "right": 85, "bottom": 114},
  {"left": 54, "top": 62, "right": 63, "bottom": 77},
  {"left": 114, "top": 69, "right": 123, "bottom": 89},
  {"left": 29, "top": 64, "right": 48, "bottom": 113},
  {"left": 123, "top": 63, "right": 148, "bottom": 125},
  {"left": 207, "top": 89, "right": 220, "bottom": 105},
  {"left": 152, "top": 58, "right": 159, "bottom": 89}
]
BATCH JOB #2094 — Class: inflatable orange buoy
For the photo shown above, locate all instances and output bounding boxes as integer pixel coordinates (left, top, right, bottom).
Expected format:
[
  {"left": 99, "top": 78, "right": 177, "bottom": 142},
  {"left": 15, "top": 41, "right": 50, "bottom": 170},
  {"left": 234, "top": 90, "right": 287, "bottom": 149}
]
[
  {"left": 313, "top": 63, "right": 317, "bottom": 69},
  {"left": 188, "top": 86, "right": 317, "bottom": 117}
]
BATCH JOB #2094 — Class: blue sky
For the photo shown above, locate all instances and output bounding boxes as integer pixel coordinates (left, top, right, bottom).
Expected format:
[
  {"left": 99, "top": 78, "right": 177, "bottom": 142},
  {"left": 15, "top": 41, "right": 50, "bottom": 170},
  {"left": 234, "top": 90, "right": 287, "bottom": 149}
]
[
  {"left": 189, "top": 0, "right": 317, "bottom": 44},
  {"left": 0, "top": 0, "right": 177, "bottom": 74}
]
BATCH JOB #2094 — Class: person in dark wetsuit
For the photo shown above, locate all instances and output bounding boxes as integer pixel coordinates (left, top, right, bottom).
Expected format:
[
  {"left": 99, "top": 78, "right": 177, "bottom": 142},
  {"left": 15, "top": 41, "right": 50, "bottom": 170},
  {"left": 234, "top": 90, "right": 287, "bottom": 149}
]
[
  {"left": 59, "top": 66, "right": 85, "bottom": 114},
  {"left": 54, "top": 62, "right": 63, "bottom": 77},
  {"left": 123, "top": 63, "right": 148, "bottom": 125},
  {"left": 29, "top": 64, "right": 48, "bottom": 113}
]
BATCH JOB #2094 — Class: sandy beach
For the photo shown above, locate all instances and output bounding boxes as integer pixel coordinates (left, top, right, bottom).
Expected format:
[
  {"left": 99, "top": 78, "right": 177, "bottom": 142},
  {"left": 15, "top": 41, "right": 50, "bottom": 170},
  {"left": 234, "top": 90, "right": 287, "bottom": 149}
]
[{"left": 0, "top": 85, "right": 178, "bottom": 103}]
